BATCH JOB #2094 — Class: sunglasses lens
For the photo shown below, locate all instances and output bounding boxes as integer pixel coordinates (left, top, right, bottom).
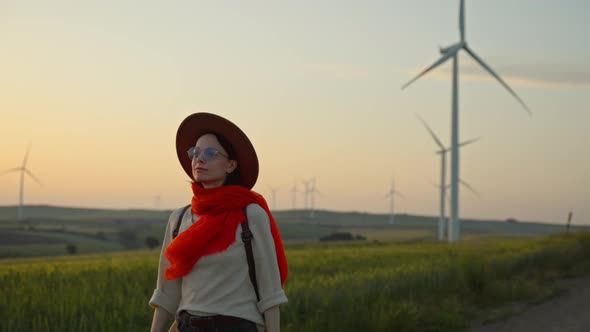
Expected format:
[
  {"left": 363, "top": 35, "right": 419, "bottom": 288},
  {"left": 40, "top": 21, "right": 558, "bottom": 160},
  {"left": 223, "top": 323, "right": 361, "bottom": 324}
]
[
  {"left": 188, "top": 147, "right": 223, "bottom": 161},
  {"left": 203, "top": 148, "right": 217, "bottom": 160},
  {"left": 188, "top": 147, "right": 200, "bottom": 160}
]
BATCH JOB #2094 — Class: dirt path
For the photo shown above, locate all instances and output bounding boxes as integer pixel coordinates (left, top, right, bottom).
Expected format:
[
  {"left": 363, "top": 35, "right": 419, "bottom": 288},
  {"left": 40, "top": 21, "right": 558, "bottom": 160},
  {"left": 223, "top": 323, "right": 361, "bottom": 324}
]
[{"left": 468, "top": 276, "right": 590, "bottom": 332}]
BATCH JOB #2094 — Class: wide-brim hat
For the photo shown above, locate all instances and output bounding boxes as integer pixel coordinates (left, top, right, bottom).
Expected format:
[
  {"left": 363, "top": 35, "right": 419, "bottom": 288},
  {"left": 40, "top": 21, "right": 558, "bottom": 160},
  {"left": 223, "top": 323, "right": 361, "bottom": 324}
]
[{"left": 176, "top": 113, "right": 259, "bottom": 189}]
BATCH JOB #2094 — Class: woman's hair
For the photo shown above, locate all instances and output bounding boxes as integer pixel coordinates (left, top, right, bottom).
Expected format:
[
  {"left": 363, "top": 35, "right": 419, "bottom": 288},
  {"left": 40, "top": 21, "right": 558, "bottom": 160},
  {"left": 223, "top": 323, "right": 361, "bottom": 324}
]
[{"left": 213, "top": 133, "right": 241, "bottom": 186}]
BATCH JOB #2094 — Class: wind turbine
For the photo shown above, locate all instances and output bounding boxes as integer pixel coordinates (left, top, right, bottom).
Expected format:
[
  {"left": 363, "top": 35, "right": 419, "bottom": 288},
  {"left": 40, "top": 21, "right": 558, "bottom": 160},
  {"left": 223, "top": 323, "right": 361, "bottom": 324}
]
[
  {"left": 301, "top": 179, "right": 311, "bottom": 212},
  {"left": 435, "top": 178, "right": 480, "bottom": 241},
  {"left": 402, "top": 0, "right": 530, "bottom": 242},
  {"left": 301, "top": 178, "right": 321, "bottom": 219},
  {"left": 268, "top": 186, "right": 279, "bottom": 211},
  {"left": 308, "top": 178, "right": 321, "bottom": 219},
  {"left": 416, "top": 114, "right": 480, "bottom": 241},
  {"left": 385, "top": 178, "right": 405, "bottom": 225},
  {"left": 290, "top": 180, "right": 298, "bottom": 210},
  {"left": 1, "top": 144, "right": 43, "bottom": 221}
]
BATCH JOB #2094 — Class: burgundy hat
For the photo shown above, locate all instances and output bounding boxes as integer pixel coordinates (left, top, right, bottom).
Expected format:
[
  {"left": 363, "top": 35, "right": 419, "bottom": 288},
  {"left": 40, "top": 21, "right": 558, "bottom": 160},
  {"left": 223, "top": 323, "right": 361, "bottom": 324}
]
[{"left": 176, "top": 113, "right": 259, "bottom": 189}]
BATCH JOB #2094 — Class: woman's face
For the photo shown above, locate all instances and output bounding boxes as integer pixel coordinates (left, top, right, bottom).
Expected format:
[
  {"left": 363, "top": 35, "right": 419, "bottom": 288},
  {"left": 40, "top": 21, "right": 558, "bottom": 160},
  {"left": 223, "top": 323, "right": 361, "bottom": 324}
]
[{"left": 191, "top": 134, "right": 237, "bottom": 188}]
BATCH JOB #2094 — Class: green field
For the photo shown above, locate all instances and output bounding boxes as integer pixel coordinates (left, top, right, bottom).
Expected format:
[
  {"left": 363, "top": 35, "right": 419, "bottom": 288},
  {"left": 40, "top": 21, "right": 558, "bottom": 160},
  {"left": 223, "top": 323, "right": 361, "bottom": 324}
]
[{"left": 1, "top": 232, "right": 590, "bottom": 332}]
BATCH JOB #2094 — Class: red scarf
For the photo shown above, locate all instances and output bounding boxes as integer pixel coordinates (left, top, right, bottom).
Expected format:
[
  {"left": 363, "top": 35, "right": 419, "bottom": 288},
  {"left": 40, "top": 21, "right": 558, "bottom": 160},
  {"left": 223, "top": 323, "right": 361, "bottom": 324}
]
[{"left": 164, "top": 182, "right": 288, "bottom": 286}]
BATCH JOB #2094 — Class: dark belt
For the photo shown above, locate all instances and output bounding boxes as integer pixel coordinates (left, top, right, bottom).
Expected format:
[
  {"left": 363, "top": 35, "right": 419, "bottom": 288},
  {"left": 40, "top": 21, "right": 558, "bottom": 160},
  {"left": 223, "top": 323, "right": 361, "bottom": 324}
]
[{"left": 177, "top": 311, "right": 253, "bottom": 329}]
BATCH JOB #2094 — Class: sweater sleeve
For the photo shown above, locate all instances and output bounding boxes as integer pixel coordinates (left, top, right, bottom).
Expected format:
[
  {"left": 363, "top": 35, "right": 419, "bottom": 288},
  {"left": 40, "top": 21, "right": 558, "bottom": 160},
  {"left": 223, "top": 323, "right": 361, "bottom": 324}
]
[
  {"left": 149, "top": 207, "right": 184, "bottom": 315},
  {"left": 246, "top": 204, "right": 288, "bottom": 313}
]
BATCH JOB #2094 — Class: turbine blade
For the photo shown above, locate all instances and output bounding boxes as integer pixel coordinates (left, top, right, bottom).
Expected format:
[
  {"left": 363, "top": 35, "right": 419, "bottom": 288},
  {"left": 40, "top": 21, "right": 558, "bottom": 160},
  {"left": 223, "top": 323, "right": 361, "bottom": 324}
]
[
  {"left": 460, "top": 179, "right": 479, "bottom": 197},
  {"left": 24, "top": 169, "right": 43, "bottom": 186},
  {"left": 415, "top": 113, "right": 445, "bottom": 149},
  {"left": 401, "top": 43, "right": 463, "bottom": 90},
  {"left": 459, "top": 0, "right": 465, "bottom": 41},
  {"left": 463, "top": 46, "right": 532, "bottom": 115},
  {"left": 1, "top": 167, "right": 21, "bottom": 176},
  {"left": 458, "top": 137, "right": 482, "bottom": 149},
  {"left": 395, "top": 191, "right": 406, "bottom": 199},
  {"left": 22, "top": 143, "right": 32, "bottom": 167}
]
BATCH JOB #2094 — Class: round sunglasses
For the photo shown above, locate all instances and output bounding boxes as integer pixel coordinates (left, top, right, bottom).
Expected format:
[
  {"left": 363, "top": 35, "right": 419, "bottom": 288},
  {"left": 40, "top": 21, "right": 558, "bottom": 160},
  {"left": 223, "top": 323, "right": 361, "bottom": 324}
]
[{"left": 187, "top": 146, "right": 229, "bottom": 161}]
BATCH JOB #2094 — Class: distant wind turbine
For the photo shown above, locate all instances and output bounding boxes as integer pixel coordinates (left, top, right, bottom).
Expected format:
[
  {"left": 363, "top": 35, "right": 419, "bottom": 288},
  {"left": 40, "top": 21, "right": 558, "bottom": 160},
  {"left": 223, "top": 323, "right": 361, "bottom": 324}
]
[
  {"left": 290, "top": 180, "right": 298, "bottom": 210},
  {"left": 301, "top": 178, "right": 321, "bottom": 219},
  {"left": 1, "top": 144, "right": 43, "bottom": 221},
  {"left": 416, "top": 114, "right": 480, "bottom": 241},
  {"left": 268, "top": 186, "right": 279, "bottom": 211},
  {"left": 385, "top": 178, "right": 405, "bottom": 225},
  {"left": 402, "top": 0, "right": 530, "bottom": 242},
  {"left": 308, "top": 178, "right": 321, "bottom": 219},
  {"left": 301, "top": 179, "right": 311, "bottom": 212}
]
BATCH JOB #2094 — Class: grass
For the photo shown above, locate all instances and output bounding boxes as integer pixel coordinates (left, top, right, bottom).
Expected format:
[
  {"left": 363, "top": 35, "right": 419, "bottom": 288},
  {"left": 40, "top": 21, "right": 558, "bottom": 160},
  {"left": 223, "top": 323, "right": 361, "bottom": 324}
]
[{"left": 1, "top": 232, "right": 590, "bottom": 331}]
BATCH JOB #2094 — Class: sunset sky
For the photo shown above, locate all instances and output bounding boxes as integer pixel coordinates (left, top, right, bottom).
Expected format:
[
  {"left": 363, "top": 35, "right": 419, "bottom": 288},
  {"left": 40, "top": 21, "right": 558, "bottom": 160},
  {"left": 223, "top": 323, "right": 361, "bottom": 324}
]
[{"left": 1, "top": 0, "right": 588, "bottom": 225}]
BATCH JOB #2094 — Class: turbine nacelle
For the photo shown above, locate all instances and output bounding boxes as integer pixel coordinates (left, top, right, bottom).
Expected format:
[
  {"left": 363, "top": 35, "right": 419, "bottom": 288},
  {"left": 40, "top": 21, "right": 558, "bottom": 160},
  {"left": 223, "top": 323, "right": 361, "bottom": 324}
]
[{"left": 439, "top": 42, "right": 466, "bottom": 55}]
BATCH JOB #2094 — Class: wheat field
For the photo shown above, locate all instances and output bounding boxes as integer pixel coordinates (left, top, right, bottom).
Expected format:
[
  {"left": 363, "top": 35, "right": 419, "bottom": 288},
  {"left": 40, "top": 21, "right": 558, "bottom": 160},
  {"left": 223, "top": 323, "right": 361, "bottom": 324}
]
[{"left": 1, "top": 233, "right": 589, "bottom": 332}]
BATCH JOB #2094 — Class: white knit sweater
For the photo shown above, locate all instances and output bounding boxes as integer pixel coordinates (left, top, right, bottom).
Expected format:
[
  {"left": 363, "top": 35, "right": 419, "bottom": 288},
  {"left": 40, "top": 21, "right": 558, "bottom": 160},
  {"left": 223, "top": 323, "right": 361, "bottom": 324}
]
[{"left": 149, "top": 203, "right": 288, "bottom": 330}]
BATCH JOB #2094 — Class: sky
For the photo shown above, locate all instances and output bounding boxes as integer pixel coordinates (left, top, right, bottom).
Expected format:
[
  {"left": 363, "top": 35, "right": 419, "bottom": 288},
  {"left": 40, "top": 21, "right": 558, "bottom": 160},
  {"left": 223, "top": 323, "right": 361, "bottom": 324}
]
[{"left": 0, "top": 0, "right": 588, "bottom": 225}]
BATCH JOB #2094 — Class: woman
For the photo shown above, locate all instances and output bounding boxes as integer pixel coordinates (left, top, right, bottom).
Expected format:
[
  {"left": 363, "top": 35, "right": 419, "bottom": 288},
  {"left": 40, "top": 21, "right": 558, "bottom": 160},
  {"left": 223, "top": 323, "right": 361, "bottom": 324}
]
[{"left": 149, "top": 113, "right": 288, "bottom": 332}]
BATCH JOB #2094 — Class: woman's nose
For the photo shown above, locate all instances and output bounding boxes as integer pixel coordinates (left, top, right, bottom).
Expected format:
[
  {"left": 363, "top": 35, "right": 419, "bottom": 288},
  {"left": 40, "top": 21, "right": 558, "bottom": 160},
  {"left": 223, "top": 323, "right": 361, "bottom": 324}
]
[{"left": 192, "top": 155, "right": 206, "bottom": 164}]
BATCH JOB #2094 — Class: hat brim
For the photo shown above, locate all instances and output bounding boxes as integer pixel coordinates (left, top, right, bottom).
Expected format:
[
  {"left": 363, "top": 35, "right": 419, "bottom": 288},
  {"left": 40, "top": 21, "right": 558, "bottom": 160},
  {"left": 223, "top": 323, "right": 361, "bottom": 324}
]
[{"left": 176, "top": 113, "right": 259, "bottom": 189}]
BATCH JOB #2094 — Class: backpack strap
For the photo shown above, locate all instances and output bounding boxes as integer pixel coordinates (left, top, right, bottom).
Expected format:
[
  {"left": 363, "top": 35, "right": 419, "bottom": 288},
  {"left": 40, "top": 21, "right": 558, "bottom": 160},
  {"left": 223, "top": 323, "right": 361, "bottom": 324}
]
[
  {"left": 241, "top": 206, "right": 261, "bottom": 302},
  {"left": 172, "top": 204, "right": 191, "bottom": 240}
]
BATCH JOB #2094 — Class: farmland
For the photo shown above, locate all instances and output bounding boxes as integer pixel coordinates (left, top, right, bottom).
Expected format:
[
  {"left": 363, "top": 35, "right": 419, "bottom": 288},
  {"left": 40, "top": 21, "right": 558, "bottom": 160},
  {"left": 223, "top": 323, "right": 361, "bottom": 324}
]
[
  {"left": 1, "top": 205, "right": 586, "bottom": 258},
  {"left": 1, "top": 232, "right": 590, "bottom": 331}
]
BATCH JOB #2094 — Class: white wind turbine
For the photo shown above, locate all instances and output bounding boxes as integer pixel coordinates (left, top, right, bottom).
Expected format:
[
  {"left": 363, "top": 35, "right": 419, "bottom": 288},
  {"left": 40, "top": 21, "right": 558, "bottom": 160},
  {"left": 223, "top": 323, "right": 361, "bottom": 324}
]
[
  {"left": 308, "top": 178, "right": 320, "bottom": 219},
  {"left": 385, "top": 178, "right": 405, "bottom": 225},
  {"left": 268, "top": 186, "right": 279, "bottom": 211},
  {"left": 290, "top": 180, "right": 298, "bottom": 210},
  {"left": 1, "top": 144, "right": 43, "bottom": 221},
  {"left": 416, "top": 114, "right": 480, "bottom": 241},
  {"left": 301, "top": 179, "right": 311, "bottom": 212},
  {"left": 402, "top": 0, "right": 531, "bottom": 242},
  {"left": 301, "top": 178, "right": 321, "bottom": 219},
  {"left": 434, "top": 178, "right": 480, "bottom": 241}
]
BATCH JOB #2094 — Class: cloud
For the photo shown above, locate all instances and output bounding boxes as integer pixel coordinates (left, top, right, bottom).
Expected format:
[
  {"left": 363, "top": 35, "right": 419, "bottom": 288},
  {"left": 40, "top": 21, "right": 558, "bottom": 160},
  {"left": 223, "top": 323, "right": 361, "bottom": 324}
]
[{"left": 410, "top": 59, "right": 590, "bottom": 88}]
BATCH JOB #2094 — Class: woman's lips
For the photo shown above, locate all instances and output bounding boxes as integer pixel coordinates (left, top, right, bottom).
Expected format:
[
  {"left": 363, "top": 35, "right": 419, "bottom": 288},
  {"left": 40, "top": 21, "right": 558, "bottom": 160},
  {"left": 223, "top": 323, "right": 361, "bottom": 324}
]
[{"left": 195, "top": 167, "right": 207, "bottom": 172}]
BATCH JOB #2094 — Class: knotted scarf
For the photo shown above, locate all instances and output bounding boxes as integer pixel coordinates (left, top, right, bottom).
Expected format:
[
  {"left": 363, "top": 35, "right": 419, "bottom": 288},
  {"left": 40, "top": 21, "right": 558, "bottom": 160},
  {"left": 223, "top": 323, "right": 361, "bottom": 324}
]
[{"left": 164, "top": 182, "right": 288, "bottom": 286}]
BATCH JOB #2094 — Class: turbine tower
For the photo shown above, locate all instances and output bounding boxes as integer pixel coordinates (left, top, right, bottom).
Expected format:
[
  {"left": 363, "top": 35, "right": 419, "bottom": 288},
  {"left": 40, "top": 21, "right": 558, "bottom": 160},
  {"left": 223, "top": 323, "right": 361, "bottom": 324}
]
[
  {"left": 416, "top": 114, "right": 480, "bottom": 241},
  {"left": 301, "top": 179, "right": 311, "bottom": 212},
  {"left": 308, "top": 178, "right": 320, "bottom": 219},
  {"left": 435, "top": 178, "right": 480, "bottom": 240},
  {"left": 385, "top": 178, "right": 405, "bottom": 224},
  {"left": 290, "top": 180, "right": 298, "bottom": 210},
  {"left": 402, "top": 0, "right": 530, "bottom": 242},
  {"left": 1, "top": 144, "right": 43, "bottom": 221},
  {"left": 268, "top": 186, "right": 279, "bottom": 211}
]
